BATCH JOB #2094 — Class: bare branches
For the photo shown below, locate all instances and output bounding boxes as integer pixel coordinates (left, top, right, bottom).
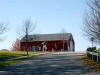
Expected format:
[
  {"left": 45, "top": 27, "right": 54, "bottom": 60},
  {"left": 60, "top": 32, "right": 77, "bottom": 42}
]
[
  {"left": 17, "top": 18, "right": 36, "bottom": 39},
  {"left": 60, "top": 28, "right": 67, "bottom": 50},
  {"left": 22, "top": 18, "right": 36, "bottom": 42},
  {"left": 12, "top": 39, "right": 20, "bottom": 51},
  {"left": 0, "top": 22, "right": 9, "bottom": 35},
  {"left": 19, "top": 18, "right": 37, "bottom": 55},
  {"left": 22, "top": 18, "right": 36, "bottom": 35},
  {"left": 83, "top": 0, "right": 100, "bottom": 43}
]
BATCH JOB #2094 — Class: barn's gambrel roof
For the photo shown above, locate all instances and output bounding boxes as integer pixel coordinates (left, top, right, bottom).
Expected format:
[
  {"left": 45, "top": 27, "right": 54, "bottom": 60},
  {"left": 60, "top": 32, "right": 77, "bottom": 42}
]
[{"left": 21, "top": 33, "right": 72, "bottom": 42}]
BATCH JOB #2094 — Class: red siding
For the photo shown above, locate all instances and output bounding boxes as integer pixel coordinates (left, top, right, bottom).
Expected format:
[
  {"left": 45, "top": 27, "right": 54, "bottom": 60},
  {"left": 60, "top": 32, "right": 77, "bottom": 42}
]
[{"left": 20, "top": 40, "right": 69, "bottom": 51}]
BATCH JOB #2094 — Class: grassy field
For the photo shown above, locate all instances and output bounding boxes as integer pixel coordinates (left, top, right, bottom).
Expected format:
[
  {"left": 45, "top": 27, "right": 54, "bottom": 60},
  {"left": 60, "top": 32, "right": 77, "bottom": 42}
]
[
  {"left": 0, "top": 50, "right": 47, "bottom": 67},
  {"left": 0, "top": 50, "right": 40, "bottom": 60},
  {"left": 0, "top": 55, "right": 41, "bottom": 67}
]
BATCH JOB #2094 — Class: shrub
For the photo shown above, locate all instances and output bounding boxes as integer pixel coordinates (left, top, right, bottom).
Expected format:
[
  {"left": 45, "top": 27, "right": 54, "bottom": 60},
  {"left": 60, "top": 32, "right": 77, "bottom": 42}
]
[{"left": 87, "top": 47, "right": 96, "bottom": 52}]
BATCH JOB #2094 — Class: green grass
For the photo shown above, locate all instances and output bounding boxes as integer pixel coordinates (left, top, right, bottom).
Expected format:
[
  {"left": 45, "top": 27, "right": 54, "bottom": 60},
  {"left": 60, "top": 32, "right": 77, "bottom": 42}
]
[
  {"left": 0, "top": 51, "right": 47, "bottom": 67},
  {"left": 0, "top": 50, "right": 40, "bottom": 60},
  {"left": 0, "top": 60, "right": 20, "bottom": 67},
  {"left": 0, "top": 55, "right": 40, "bottom": 67},
  {"left": 94, "top": 50, "right": 100, "bottom": 53}
]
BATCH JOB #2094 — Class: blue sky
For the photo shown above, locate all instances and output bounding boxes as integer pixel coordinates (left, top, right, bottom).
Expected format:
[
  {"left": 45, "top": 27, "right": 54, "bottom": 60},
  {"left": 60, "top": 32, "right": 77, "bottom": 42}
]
[{"left": 0, "top": 0, "right": 93, "bottom": 51}]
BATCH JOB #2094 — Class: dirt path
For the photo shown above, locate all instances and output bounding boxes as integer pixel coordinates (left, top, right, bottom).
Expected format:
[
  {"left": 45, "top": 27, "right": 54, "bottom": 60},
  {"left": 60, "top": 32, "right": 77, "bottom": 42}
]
[{"left": 0, "top": 52, "right": 100, "bottom": 75}]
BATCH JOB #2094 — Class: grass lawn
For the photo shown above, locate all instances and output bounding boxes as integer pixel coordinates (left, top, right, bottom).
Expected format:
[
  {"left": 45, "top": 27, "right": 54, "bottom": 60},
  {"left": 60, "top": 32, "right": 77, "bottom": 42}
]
[
  {"left": 0, "top": 55, "right": 40, "bottom": 67},
  {"left": 0, "top": 50, "right": 47, "bottom": 67},
  {"left": 0, "top": 50, "right": 40, "bottom": 60}
]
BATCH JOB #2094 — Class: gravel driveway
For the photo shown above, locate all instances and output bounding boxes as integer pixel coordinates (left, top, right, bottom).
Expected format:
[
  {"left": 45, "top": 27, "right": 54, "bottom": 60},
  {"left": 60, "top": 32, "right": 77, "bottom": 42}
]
[{"left": 0, "top": 52, "right": 100, "bottom": 75}]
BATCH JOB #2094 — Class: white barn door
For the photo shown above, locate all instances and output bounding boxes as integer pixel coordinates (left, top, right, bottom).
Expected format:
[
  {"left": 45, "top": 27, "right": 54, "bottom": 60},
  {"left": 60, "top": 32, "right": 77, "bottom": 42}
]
[{"left": 69, "top": 40, "right": 74, "bottom": 51}]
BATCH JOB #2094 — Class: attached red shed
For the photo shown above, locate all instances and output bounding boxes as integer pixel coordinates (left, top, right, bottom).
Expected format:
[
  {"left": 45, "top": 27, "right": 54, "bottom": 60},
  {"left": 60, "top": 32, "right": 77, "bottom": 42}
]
[{"left": 20, "top": 33, "right": 75, "bottom": 52}]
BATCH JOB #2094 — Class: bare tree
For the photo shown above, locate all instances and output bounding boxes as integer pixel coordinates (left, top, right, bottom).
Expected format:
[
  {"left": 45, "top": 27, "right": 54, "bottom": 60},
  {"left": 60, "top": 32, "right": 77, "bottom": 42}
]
[
  {"left": 60, "top": 29, "right": 67, "bottom": 51},
  {"left": 0, "top": 22, "right": 9, "bottom": 40},
  {"left": 83, "top": 0, "right": 100, "bottom": 44},
  {"left": 12, "top": 39, "right": 20, "bottom": 51},
  {"left": 20, "top": 18, "right": 36, "bottom": 55}
]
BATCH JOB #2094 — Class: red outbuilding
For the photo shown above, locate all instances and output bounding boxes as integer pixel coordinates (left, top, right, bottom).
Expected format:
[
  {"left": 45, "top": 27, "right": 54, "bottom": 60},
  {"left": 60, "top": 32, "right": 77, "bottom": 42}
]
[{"left": 20, "top": 33, "right": 75, "bottom": 52}]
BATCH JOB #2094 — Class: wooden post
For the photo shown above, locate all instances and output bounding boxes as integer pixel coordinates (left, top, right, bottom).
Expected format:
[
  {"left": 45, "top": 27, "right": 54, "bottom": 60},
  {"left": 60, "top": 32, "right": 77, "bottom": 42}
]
[
  {"left": 92, "top": 52, "right": 93, "bottom": 60},
  {"left": 97, "top": 53, "right": 98, "bottom": 63},
  {"left": 97, "top": 53, "right": 100, "bottom": 63}
]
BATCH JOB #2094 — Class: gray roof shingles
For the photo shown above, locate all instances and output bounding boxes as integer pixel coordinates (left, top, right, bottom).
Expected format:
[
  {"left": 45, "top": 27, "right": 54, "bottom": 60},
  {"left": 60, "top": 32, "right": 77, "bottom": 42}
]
[{"left": 21, "top": 33, "right": 72, "bottom": 42}]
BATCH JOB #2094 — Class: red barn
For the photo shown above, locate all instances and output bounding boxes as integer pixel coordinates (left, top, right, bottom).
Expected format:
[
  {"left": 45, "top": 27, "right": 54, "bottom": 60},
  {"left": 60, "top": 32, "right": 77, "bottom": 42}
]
[{"left": 20, "top": 33, "right": 75, "bottom": 52}]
